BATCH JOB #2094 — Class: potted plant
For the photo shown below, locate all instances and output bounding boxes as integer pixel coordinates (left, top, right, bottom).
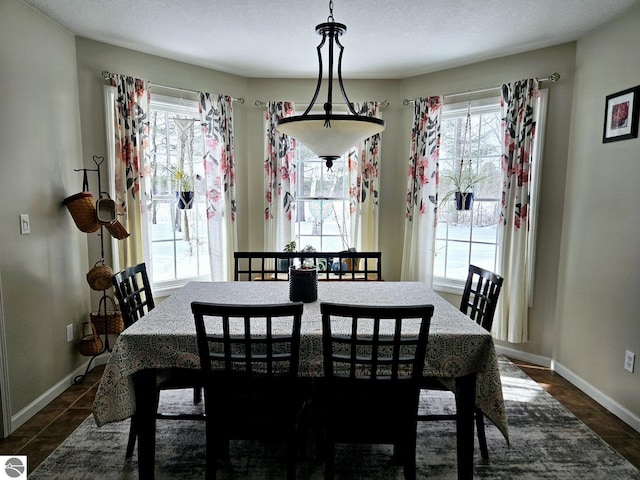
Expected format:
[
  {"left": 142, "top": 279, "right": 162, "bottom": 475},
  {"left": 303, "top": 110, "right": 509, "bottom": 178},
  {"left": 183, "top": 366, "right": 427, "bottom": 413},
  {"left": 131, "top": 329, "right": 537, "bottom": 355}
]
[
  {"left": 440, "top": 105, "right": 486, "bottom": 211},
  {"left": 278, "top": 240, "right": 296, "bottom": 272},
  {"left": 169, "top": 166, "right": 195, "bottom": 209},
  {"left": 440, "top": 162, "right": 487, "bottom": 211}
]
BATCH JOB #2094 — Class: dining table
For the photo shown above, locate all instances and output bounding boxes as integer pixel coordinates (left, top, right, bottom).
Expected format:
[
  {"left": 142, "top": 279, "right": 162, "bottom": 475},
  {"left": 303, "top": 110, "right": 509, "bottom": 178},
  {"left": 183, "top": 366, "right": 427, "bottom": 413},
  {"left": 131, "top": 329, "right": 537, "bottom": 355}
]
[{"left": 92, "top": 281, "right": 509, "bottom": 480}]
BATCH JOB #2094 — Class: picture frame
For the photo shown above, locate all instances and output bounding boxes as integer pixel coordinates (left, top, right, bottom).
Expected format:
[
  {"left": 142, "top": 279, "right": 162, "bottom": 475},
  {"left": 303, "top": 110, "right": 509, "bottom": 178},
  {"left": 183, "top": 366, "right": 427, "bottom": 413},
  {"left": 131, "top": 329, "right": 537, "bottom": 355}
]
[{"left": 602, "top": 85, "right": 640, "bottom": 143}]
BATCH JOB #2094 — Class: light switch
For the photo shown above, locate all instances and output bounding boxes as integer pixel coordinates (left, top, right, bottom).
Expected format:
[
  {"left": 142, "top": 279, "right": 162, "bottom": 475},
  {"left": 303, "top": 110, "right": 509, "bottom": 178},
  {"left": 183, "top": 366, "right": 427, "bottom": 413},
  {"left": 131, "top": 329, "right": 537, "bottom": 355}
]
[{"left": 19, "top": 214, "right": 30, "bottom": 235}]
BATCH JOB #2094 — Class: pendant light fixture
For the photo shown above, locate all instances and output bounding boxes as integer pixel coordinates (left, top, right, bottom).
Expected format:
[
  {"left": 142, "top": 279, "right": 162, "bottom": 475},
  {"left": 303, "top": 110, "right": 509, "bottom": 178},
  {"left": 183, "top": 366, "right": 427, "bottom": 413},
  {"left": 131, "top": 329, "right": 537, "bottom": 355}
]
[{"left": 275, "top": 0, "right": 385, "bottom": 169}]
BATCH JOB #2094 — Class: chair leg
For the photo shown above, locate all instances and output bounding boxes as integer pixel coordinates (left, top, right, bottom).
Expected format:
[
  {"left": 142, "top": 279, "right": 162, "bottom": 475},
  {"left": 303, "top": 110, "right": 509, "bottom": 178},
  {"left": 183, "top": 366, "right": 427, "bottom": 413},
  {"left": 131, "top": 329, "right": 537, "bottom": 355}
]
[
  {"left": 286, "top": 437, "right": 297, "bottom": 480},
  {"left": 194, "top": 387, "right": 202, "bottom": 404},
  {"left": 125, "top": 415, "right": 137, "bottom": 458},
  {"left": 475, "top": 408, "right": 489, "bottom": 460},
  {"left": 205, "top": 420, "right": 218, "bottom": 480},
  {"left": 323, "top": 440, "right": 335, "bottom": 480}
]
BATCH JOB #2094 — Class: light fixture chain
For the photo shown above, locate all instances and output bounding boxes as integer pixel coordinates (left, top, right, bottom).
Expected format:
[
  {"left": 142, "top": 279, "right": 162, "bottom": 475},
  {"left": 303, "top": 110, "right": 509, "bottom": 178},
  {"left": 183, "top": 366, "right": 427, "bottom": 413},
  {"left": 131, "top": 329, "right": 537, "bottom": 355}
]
[{"left": 328, "top": 0, "right": 334, "bottom": 22}]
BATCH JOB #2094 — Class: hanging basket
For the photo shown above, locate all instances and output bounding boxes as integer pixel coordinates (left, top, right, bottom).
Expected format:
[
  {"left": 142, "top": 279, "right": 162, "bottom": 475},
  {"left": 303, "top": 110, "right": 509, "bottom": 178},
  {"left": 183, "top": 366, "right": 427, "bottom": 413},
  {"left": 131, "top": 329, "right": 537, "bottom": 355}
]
[
  {"left": 177, "top": 191, "right": 194, "bottom": 209},
  {"left": 90, "top": 295, "right": 124, "bottom": 334},
  {"left": 104, "top": 220, "right": 130, "bottom": 240},
  {"left": 63, "top": 192, "right": 100, "bottom": 233},
  {"left": 86, "top": 262, "right": 114, "bottom": 291},
  {"left": 78, "top": 321, "right": 104, "bottom": 356},
  {"left": 455, "top": 192, "right": 474, "bottom": 211}
]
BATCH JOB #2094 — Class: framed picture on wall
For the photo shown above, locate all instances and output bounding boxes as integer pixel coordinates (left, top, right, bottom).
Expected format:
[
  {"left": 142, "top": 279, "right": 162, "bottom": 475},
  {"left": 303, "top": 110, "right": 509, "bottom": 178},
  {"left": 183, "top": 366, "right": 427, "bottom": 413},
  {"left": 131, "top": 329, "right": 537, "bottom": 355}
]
[{"left": 602, "top": 85, "right": 640, "bottom": 143}]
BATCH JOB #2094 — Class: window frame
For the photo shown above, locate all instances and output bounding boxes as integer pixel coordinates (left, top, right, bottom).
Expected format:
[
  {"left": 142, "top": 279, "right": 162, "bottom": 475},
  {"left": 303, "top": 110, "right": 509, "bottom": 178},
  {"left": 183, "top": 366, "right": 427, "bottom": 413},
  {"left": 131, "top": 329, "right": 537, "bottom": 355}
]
[
  {"left": 146, "top": 94, "right": 211, "bottom": 295},
  {"left": 291, "top": 143, "right": 353, "bottom": 252},
  {"left": 433, "top": 89, "right": 548, "bottom": 300}
]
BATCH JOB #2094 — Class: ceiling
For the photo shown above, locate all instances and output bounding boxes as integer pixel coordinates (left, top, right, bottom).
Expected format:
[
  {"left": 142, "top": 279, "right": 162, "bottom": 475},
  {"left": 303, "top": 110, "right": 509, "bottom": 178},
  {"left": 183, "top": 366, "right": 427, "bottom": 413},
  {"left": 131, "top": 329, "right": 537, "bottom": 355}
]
[{"left": 21, "top": 0, "right": 640, "bottom": 79}]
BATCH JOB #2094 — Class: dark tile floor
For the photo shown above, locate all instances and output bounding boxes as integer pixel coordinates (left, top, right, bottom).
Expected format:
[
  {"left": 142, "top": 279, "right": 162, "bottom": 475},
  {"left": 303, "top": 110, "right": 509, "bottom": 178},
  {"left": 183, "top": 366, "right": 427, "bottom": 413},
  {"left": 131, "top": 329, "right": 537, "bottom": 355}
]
[{"left": 1, "top": 359, "right": 639, "bottom": 475}]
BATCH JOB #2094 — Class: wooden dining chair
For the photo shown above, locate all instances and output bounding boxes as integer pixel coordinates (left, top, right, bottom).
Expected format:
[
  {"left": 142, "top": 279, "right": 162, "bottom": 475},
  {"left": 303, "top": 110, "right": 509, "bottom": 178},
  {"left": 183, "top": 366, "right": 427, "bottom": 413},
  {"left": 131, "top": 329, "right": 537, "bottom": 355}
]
[
  {"left": 191, "top": 301, "right": 306, "bottom": 480},
  {"left": 112, "top": 263, "right": 204, "bottom": 458},
  {"left": 417, "top": 264, "right": 504, "bottom": 459},
  {"left": 318, "top": 302, "right": 434, "bottom": 480}
]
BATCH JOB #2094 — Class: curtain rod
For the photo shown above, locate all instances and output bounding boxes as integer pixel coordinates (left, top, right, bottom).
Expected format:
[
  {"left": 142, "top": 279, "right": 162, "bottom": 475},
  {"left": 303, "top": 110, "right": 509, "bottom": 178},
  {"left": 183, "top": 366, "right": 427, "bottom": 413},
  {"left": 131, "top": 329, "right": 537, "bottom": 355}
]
[
  {"left": 402, "top": 72, "right": 560, "bottom": 106},
  {"left": 254, "top": 99, "right": 390, "bottom": 109},
  {"left": 100, "top": 70, "right": 245, "bottom": 104}
]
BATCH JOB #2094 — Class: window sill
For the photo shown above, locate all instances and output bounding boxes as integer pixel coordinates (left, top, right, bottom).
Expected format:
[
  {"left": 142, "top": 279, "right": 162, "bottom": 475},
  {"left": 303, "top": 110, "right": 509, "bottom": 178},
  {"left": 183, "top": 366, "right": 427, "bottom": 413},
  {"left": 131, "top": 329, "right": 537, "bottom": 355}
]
[{"left": 432, "top": 278, "right": 465, "bottom": 296}]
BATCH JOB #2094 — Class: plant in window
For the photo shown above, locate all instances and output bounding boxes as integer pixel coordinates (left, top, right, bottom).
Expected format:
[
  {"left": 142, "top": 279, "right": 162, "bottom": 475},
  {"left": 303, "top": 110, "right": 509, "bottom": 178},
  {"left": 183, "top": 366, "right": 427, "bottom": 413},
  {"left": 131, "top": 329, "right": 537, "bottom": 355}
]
[
  {"left": 167, "top": 166, "right": 195, "bottom": 209},
  {"left": 278, "top": 241, "right": 297, "bottom": 272},
  {"left": 440, "top": 104, "right": 486, "bottom": 211}
]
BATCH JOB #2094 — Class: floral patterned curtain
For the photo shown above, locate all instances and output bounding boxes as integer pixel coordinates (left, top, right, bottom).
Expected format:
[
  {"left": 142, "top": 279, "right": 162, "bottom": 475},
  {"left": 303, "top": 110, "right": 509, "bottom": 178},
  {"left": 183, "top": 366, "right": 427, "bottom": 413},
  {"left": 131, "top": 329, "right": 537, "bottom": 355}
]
[
  {"left": 199, "top": 92, "right": 237, "bottom": 281},
  {"left": 349, "top": 101, "right": 382, "bottom": 253},
  {"left": 108, "top": 74, "right": 151, "bottom": 270},
  {"left": 264, "top": 101, "right": 296, "bottom": 252},
  {"left": 400, "top": 97, "right": 441, "bottom": 285},
  {"left": 495, "top": 79, "right": 539, "bottom": 343}
]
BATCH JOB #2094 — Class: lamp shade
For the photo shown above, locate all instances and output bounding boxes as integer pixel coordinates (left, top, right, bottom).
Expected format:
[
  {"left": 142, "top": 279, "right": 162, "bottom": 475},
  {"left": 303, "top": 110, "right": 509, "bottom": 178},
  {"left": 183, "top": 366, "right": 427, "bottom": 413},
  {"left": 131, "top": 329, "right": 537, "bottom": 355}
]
[{"left": 276, "top": 114, "right": 385, "bottom": 160}]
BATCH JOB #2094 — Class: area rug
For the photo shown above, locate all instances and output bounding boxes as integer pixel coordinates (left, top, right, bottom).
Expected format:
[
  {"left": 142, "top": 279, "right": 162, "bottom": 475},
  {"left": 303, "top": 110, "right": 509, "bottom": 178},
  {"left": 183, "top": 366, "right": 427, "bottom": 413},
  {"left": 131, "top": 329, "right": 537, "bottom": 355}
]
[{"left": 30, "top": 357, "right": 640, "bottom": 479}]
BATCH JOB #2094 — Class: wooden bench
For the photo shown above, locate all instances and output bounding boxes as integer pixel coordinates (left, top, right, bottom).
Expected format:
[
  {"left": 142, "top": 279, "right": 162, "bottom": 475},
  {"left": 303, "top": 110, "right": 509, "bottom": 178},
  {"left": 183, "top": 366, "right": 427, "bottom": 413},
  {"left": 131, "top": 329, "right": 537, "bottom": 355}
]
[{"left": 234, "top": 251, "right": 382, "bottom": 281}]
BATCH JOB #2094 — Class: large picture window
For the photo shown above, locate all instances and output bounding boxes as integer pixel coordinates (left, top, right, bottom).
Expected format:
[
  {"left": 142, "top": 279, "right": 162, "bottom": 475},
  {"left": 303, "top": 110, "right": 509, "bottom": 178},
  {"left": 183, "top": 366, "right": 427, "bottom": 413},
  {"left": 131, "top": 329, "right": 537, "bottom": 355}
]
[
  {"left": 434, "top": 91, "right": 547, "bottom": 295},
  {"left": 292, "top": 144, "right": 351, "bottom": 251},
  {"left": 435, "top": 98, "right": 502, "bottom": 287},
  {"left": 145, "top": 95, "right": 211, "bottom": 290}
]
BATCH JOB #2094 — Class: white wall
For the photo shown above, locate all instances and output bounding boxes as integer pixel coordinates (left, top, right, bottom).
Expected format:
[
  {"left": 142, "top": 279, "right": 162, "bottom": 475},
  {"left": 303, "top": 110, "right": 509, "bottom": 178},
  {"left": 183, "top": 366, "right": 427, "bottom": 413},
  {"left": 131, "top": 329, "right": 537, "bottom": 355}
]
[
  {"left": 555, "top": 4, "right": 640, "bottom": 418},
  {"left": 0, "top": 0, "right": 89, "bottom": 418}
]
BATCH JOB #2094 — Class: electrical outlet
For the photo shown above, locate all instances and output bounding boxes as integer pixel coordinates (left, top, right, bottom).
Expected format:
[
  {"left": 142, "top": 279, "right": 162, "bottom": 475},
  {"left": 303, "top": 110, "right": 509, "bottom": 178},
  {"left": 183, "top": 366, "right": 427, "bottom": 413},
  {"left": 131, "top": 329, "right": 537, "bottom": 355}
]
[
  {"left": 624, "top": 350, "right": 635, "bottom": 373},
  {"left": 66, "top": 324, "right": 74, "bottom": 343}
]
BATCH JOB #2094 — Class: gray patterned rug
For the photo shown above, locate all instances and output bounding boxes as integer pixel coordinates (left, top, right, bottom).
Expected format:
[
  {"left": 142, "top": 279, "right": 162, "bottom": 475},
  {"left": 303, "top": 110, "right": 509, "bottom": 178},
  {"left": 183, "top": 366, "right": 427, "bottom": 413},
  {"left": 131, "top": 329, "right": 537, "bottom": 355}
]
[{"left": 31, "top": 357, "right": 640, "bottom": 479}]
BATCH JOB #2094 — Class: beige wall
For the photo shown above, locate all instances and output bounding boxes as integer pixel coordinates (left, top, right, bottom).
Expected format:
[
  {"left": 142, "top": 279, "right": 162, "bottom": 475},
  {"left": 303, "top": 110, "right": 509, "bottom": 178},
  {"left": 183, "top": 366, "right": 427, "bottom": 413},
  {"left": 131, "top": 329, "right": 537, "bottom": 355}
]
[
  {"left": 0, "top": 0, "right": 89, "bottom": 417},
  {"left": 555, "top": 4, "right": 640, "bottom": 417},
  {"left": 2, "top": 0, "right": 639, "bottom": 434}
]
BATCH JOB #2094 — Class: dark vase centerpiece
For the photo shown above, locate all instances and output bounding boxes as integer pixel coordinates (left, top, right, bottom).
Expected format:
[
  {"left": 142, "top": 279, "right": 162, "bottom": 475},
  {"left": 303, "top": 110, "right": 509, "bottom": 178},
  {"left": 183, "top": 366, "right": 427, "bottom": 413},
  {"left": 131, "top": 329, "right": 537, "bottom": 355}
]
[{"left": 289, "top": 266, "right": 318, "bottom": 303}]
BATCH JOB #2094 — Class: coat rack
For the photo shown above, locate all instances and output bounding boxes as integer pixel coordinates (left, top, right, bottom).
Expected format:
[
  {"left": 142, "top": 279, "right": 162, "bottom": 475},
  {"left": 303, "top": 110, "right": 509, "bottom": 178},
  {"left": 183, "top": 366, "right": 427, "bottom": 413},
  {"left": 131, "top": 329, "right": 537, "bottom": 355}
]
[{"left": 63, "top": 155, "right": 129, "bottom": 384}]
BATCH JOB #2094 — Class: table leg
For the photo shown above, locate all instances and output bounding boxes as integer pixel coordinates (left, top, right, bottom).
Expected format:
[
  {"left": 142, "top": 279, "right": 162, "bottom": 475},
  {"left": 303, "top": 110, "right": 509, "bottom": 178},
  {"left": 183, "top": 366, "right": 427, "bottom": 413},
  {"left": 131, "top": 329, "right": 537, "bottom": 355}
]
[
  {"left": 133, "top": 370, "right": 157, "bottom": 480},
  {"left": 455, "top": 373, "right": 476, "bottom": 480}
]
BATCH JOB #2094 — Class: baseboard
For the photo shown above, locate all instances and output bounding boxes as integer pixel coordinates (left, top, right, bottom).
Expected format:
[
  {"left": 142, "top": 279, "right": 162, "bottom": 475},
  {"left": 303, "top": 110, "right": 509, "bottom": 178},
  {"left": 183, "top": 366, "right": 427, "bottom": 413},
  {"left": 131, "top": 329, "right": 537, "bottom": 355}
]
[
  {"left": 496, "top": 345, "right": 640, "bottom": 434},
  {"left": 553, "top": 360, "right": 640, "bottom": 434},
  {"left": 495, "top": 344, "right": 553, "bottom": 368},
  {"left": 10, "top": 354, "right": 110, "bottom": 434}
]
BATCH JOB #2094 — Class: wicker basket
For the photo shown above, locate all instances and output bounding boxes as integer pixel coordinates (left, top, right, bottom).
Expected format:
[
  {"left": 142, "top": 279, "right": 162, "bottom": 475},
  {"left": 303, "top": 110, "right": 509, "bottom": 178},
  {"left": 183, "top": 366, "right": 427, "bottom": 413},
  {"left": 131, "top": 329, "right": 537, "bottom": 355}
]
[
  {"left": 105, "top": 220, "right": 130, "bottom": 240},
  {"left": 86, "top": 263, "right": 114, "bottom": 291},
  {"left": 78, "top": 321, "right": 104, "bottom": 356},
  {"left": 91, "top": 295, "right": 124, "bottom": 334},
  {"left": 63, "top": 192, "right": 100, "bottom": 233}
]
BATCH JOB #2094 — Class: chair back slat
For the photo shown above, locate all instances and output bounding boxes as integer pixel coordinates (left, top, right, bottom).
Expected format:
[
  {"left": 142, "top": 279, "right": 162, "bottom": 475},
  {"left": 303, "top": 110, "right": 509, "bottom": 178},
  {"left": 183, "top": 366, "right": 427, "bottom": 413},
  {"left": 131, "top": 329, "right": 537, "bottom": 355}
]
[
  {"left": 460, "top": 264, "right": 504, "bottom": 332},
  {"left": 320, "top": 303, "right": 433, "bottom": 382},
  {"left": 191, "top": 302, "right": 303, "bottom": 381},
  {"left": 112, "top": 263, "right": 155, "bottom": 328}
]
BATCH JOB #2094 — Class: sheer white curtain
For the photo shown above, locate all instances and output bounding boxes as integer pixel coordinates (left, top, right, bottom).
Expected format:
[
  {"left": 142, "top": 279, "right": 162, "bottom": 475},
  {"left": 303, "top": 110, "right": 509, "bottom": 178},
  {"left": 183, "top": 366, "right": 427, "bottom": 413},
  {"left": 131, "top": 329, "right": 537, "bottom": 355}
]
[
  {"left": 199, "top": 92, "right": 237, "bottom": 281},
  {"left": 264, "top": 101, "right": 297, "bottom": 252},
  {"left": 349, "top": 101, "right": 382, "bottom": 253},
  {"left": 495, "top": 79, "right": 539, "bottom": 343},
  {"left": 400, "top": 97, "right": 441, "bottom": 285},
  {"left": 105, "top": 75, "right": 152, "bottom": 272}
]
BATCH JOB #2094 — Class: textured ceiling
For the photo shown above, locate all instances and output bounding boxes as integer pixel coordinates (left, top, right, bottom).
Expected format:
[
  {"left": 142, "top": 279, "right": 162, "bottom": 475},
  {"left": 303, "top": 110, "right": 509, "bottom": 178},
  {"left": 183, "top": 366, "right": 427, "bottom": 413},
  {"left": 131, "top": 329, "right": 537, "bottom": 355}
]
[{"left": 21, "top": 0, "right": 640, "bottom": 79}]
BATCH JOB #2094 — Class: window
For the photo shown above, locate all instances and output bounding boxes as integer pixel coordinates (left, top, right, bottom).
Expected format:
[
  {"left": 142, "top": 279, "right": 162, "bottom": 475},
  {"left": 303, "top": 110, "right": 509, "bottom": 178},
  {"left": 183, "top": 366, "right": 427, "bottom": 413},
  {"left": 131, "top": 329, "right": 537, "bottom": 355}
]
[
  {"left": 145, "top": 95, "right": 211, "bottom": 290},
  {"left": 292, "top": 144, "right": 352, "bottom": 251},
  {"left": 435, "top": 97, "right": 502, "bottom": 288},
  {"left": 434, "top": 91, "right": 547, "bottom": 294}
]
